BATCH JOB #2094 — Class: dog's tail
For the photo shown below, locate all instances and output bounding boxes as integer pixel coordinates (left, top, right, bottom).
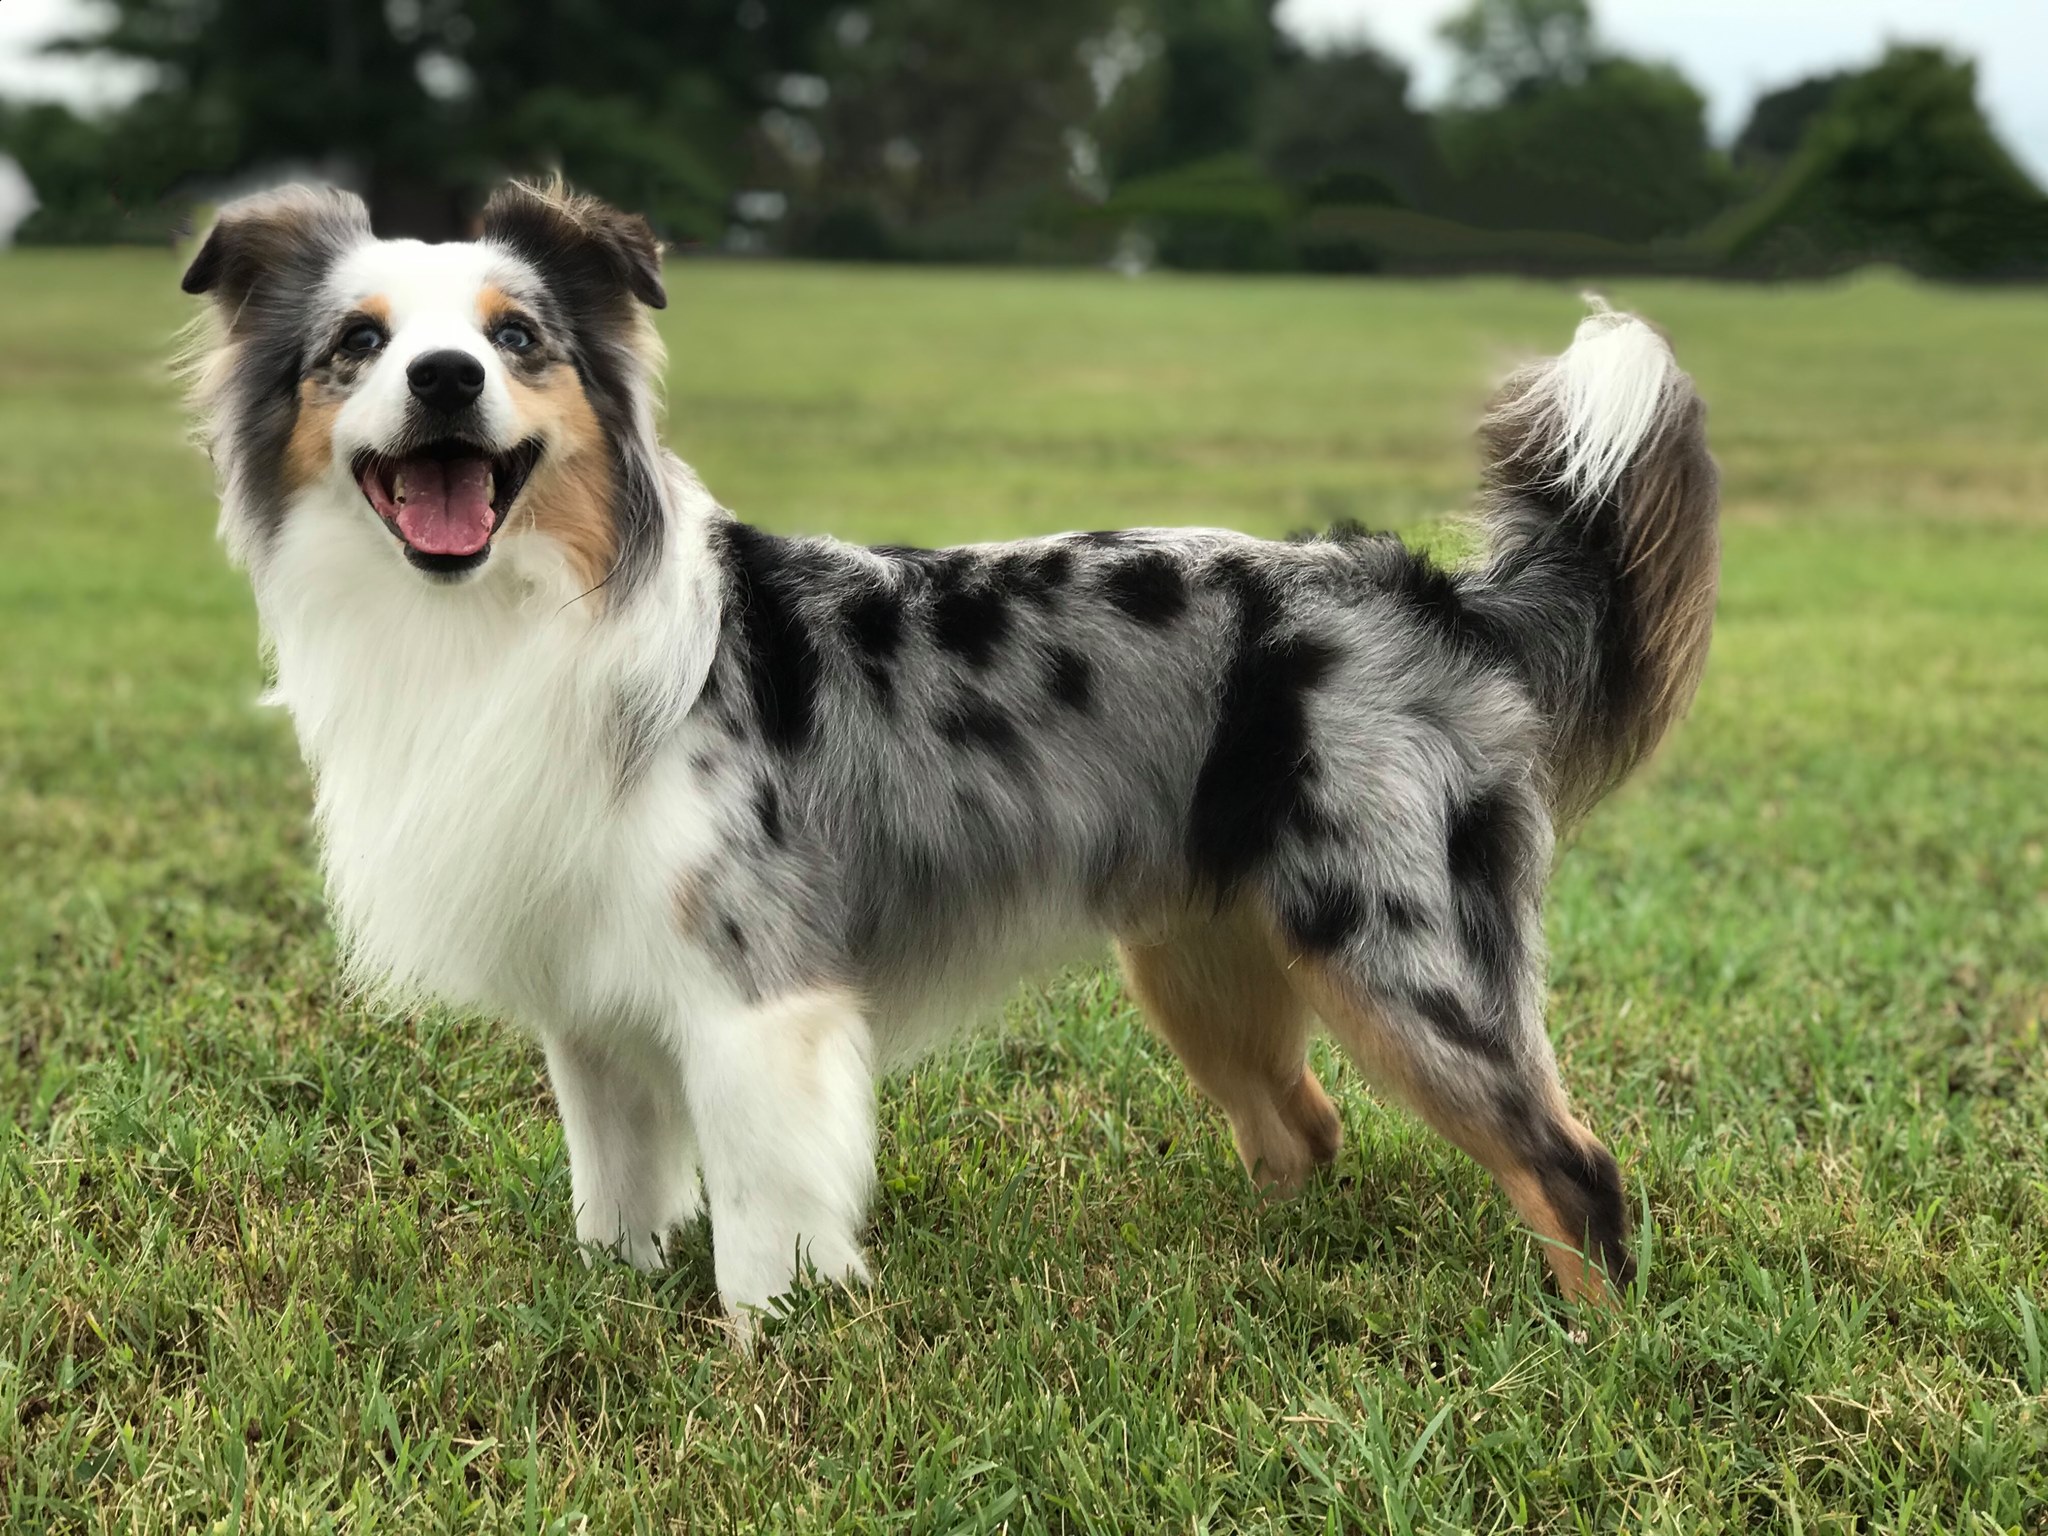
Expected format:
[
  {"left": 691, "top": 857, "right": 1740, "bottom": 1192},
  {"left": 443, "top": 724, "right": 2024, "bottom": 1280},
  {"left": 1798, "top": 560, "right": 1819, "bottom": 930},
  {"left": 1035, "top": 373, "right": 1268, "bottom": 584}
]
[{"left": 1464, "top": 303, "right": 1720, "bottom": 824}]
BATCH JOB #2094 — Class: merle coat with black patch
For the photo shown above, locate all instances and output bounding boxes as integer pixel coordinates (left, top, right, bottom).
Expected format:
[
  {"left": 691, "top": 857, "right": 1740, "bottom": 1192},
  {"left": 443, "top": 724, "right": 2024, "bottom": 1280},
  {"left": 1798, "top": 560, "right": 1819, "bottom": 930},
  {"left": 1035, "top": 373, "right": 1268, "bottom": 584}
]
[{"left": 690, "top": 518, "right": 1549, "bottom": 1061}]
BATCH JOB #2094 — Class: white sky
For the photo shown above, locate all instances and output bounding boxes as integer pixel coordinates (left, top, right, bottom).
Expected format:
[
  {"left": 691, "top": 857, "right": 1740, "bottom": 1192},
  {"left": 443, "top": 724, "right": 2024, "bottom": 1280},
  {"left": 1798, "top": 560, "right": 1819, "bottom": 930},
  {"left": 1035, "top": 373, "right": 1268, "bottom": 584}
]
[
  {"left": 2, "top": 0, "right": 2045, "bottom": 183},
  {"left": 1279, "top": 0, "right": 2048, "bottom": 181},
  {"left": 0, "top": 0, "right": 150, "bottom": 110}
]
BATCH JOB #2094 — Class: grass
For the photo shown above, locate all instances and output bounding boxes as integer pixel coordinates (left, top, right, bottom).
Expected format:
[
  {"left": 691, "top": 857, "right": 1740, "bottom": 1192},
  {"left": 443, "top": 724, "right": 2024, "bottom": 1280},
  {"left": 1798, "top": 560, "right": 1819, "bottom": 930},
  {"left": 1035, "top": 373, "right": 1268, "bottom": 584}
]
[{"left": 2, "top": 249, "right": 2045, "bottom": 1532}]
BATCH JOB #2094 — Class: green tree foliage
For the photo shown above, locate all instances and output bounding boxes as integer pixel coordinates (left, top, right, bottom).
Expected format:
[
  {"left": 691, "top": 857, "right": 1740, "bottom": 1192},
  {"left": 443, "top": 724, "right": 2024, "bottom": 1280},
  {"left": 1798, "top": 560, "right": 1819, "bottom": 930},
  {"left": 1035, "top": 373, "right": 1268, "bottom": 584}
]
[
  {"left": 1439, "top": 0, "right": 1596, "bottom": 103},
  {"left": 0, "top": 103, "right": 141, "bottom": 242},
  {"left": 784, "top": 0, "right": 1122, "bottom": 259},
  {"left": 1108, "top": 0, "right": 1282, "bottom": 179},
  {"left": 1107, "top": 36, "right": 1442, "bottom": 276},
  {"left": 1260, "top": 44, "right": 1438, "bottom": 210},
  {"left": 9, "top": 0, "right": 2044, "bottom": 279},
  {"left": 38, "top": 0, "right": 836, "bottom": 238},
  {"left": 46, "top": 0, "right": 463, "bottom": 232},
  {"left": 1436, "top": 58, "right": 1731, "bottom": 243},
  {"left": 449, "top": 0, "right": 838, "bottom": 242},
  {"left": 1424, "top": 0, "right": 1730, "bottom": 245},
  {"left": 1057, "top": 0, "right": 1299, "bottom": 270},
  {"left": 1733, "top": 70, "right": 1850, "bottom": 173},
  {"left": 1727, "top": 47, "right": 2048, "bottom": 278},
  {"left": 1105, "top": 151, "right": 1295, "bottom": 270}
]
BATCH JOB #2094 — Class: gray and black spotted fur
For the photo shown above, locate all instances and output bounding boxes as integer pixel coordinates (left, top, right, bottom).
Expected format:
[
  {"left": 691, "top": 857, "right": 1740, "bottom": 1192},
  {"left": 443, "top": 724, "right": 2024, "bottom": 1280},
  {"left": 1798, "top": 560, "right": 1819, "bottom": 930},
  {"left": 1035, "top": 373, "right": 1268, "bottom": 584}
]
[
  {"left": 692, "top": 522, "right": 1517, "bottom": 1006},
  {"left": 670, "top": 311, "right": 1717, "bottom": 1298}
]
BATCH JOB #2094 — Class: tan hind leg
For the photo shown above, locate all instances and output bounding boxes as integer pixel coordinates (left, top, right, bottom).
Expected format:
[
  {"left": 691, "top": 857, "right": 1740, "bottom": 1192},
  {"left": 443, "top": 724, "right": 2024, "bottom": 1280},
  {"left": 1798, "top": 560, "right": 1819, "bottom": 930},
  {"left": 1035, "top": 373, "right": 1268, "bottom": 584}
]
[
  {"left": 1117, "top": 905, "right": 1342, "bottom": 1197},
  {"left": 1281, "top": 954, "right": 1633, "bottom": 1307}
]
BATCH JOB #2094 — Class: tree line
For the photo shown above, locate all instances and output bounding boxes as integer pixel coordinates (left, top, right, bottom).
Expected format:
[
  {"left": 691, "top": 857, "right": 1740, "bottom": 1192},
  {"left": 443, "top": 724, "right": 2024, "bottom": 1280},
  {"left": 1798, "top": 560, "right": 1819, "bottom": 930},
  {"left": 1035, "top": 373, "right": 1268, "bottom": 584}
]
[{"left": 4, "top": 0, "right": 2046, "bottom": 278}]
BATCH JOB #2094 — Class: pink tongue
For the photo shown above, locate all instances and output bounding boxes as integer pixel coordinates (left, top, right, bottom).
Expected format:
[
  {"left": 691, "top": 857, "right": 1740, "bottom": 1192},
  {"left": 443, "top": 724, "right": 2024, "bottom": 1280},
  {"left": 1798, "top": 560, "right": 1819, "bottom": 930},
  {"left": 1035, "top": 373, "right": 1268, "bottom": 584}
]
[{"left": 394, "top": 458, "right": 494, "bottom": 556}]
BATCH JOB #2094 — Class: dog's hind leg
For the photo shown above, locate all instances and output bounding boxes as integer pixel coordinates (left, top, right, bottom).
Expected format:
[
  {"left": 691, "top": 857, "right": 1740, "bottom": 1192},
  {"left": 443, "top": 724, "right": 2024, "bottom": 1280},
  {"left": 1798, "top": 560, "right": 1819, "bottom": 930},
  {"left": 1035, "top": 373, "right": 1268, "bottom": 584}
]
[
  {"left": 1118, "top": 905, "right": 1342, "bottom": 1198},
  {"left": 1264, "top": 790, "right": 1634, "bottom": 1305},
  {"left": 681, "top": 986, "right": 876, "bottom": 1324},
  {"left": 545, "top": 1029, "right": 701, "bottom": 1271},
  {"left": 1288, "top": 961, "right": 1631, "bottom": 1305}
]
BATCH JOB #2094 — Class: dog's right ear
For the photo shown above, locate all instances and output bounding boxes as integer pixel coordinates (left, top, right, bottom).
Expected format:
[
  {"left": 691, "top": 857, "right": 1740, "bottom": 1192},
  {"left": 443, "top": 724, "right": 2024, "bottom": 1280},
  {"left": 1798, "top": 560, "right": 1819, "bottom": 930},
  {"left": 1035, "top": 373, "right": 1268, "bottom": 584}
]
[{"left": 182, "top": 185, "right": 372, "bottom": 314}]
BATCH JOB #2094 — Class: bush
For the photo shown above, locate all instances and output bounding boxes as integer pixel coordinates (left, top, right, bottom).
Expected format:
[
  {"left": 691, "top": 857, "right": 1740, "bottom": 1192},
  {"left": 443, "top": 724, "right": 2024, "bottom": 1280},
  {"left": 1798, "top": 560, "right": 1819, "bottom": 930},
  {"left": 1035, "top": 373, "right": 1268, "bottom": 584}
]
[
  {"left": 788, "top": 199, "right": 903, "bottom": 262},
  {"left": 1721, "top": 47, "right": 2048, "bottom": 279},
  {"left": 1436, "top": 58, "right": 1733, "bottom": 243},
  {"left": 0, "top": 103, "right": 177, "bottom": 246},
  {"left": 1294, "top": 202, "right": 1704, "bottom": 276},
  {"left": 1104, "top": 153, "right": 1297, "bottom": 271},
  {"left": 1261, "top": 45, "right": 1438, "bottom": 214}
]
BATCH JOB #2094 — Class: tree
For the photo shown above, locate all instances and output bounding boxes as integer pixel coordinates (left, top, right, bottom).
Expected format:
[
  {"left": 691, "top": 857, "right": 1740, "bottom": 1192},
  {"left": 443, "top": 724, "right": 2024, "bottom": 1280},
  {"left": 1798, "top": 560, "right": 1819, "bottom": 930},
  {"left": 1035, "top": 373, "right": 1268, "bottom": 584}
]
[
  {"left": 1428, "top": 0, "right": 1732, "bottom": 245},
  {"left": 1260, "top": 44, "right": 1439, "bottom": 209},
  {"left": 1439, "top": 0, "right": 1596, "bottom": 104},
  {"left": 449, "top": 0, "right": 839, "bottom": 242},
  {"left": 1734, "top": 71, "right": 1850, "bottom": 172},
  {"left": 48, "top": 0, "right": 463, "bottom": 233},
  {"left": 1727, "top": 46, "right": 2048, "bottom": 277},
  {"left": 0, "top": 101, "right": 174, "bottom": 243},
  {"left": 1106, "top": 0, "right": 1283, "bottom": 180},
  {"left": 782, "top": 0, "right": 1122, "bottom": 256},
  {"left": 44, "top": 0, "right": 838, "bottom": 238},
  {"left": 1436, "top": 57, "right": 1731, "bottom": 242}
]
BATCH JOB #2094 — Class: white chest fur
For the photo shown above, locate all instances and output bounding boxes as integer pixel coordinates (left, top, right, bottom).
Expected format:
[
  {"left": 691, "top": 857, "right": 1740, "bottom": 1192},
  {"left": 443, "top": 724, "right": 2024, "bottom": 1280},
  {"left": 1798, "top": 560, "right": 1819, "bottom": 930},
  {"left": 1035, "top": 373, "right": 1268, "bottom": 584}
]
[{"left": 254, "top": 503, "right": 723, "bottom": 1027}]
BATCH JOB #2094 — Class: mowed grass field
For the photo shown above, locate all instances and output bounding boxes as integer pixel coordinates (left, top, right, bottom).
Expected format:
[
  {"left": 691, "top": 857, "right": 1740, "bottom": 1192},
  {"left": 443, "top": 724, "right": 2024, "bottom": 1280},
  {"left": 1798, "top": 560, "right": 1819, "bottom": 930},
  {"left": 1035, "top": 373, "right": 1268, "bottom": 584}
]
[{"left": 3, "top": 249, "right": 2046, "bottom": 1533}]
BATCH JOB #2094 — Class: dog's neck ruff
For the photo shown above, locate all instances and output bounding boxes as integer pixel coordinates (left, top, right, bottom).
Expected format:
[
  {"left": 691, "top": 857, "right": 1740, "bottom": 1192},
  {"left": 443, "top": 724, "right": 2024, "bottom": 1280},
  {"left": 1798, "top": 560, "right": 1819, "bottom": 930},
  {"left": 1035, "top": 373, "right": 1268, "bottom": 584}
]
[{"left": 252, "top": 450, "right": 724, "bottom": 1021}]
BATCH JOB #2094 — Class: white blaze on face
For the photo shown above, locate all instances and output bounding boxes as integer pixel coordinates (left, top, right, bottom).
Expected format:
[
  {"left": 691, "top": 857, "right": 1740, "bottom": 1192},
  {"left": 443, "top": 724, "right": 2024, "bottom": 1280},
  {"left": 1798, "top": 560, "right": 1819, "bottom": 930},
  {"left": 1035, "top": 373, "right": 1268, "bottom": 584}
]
[
  {"left": 326, "top": 239, "right": 532, "bottom": 459},
  {"left": 319, "top": 239, "right": 552, "bottom": 560}
]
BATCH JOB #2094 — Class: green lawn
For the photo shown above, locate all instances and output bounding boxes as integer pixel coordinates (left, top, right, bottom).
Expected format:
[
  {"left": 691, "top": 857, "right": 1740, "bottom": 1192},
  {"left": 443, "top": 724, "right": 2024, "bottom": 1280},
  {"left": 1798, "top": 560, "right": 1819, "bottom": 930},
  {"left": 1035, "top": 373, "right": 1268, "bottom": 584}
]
[{"left": 3, "top": 250, "right": 2045, "bottom": 1532}]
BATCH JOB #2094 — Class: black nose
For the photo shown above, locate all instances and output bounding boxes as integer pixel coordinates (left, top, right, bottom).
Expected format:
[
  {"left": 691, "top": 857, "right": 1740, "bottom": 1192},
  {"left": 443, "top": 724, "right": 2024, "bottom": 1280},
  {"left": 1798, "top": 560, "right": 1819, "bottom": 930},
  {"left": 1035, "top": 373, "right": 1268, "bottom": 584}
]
[{"left": 406, "top": 349, "right": 486, "bottom": 413}]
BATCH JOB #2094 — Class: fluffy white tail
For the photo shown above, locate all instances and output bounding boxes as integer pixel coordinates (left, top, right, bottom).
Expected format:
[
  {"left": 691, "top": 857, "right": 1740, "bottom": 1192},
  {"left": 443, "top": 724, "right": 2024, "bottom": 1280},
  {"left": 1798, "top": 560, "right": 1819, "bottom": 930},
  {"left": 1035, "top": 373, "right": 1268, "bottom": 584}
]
[
  {"left": 1467, "top": 303, "right": 1721, "bottom": 821},
  {"left": 1538, "top": 300, "right": 1682, "bottom": 503}
]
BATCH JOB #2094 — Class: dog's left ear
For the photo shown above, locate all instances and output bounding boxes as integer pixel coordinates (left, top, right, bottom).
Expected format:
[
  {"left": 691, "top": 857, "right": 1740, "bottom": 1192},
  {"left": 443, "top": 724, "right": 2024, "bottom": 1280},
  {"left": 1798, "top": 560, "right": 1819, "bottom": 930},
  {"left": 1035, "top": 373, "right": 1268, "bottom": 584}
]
[
  {"left": 182, "top": 185, "right": 372, "bottom": 315},
  {"left": 481, "top": 179, "right": 667, "bottom": 311}
]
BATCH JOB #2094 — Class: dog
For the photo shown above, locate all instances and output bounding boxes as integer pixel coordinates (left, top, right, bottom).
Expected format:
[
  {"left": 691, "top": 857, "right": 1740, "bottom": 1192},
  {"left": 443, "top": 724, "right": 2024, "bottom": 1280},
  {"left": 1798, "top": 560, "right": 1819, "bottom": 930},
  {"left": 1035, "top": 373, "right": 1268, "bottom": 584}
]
[{"left": 180, "top": 179, "right": 1717, "bottom": 1326}]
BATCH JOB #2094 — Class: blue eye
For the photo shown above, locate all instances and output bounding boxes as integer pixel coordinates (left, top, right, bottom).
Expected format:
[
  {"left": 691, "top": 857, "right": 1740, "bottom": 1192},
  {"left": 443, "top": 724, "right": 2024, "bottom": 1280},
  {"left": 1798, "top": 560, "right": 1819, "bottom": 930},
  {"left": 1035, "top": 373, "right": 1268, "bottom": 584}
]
[
  {"left": 492, "top": 321, "right": 537, "bottom": 353},
  {"left": 339, "top": 322, "right": 386, "bottom": 357}
]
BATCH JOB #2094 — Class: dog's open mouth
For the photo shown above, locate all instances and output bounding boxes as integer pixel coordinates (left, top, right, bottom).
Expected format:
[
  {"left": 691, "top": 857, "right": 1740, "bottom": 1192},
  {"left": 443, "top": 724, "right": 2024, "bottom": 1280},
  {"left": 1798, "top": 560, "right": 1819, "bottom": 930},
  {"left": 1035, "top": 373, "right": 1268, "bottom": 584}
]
[{"left": 353, "top": 439, "right": 542, "bottom": 571}]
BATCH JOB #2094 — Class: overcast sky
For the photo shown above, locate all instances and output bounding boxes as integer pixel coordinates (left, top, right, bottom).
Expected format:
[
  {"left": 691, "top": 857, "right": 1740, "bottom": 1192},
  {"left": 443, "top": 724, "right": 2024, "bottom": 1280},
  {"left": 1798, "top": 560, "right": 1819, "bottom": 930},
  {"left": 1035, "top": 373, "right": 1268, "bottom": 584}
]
[
  {"left": 3, "top": 0, "right": 2045, "bottom": 182},
  {"left": 1279, "top": 0, "right": 2048, "bottom": 180}
]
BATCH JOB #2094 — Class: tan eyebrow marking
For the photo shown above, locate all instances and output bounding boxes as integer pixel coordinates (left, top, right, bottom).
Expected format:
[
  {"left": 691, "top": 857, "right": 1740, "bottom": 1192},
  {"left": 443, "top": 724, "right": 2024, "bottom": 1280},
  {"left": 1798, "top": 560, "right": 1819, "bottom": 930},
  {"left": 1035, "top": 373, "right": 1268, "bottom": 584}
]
[{"left": 477, "top": 282, "right": 525, "bottom": 330}]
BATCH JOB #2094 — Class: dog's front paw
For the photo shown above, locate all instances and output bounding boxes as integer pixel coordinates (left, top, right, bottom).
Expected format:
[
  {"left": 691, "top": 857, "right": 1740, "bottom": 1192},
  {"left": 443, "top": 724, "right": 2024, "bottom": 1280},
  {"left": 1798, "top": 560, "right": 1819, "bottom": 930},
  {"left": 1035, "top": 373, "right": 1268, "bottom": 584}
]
[
  {"left": 718, "top": 1238, "right": 870, "bottom": 1328},
  {"left": 718, "top": 1245, "right": 872, "bottom": 1354},
  {"left": 663, "top": 1170, "right": 705, "bottom": 1231},
  {"left": 573, "top": 1220, "right": 672, "bottom": 1274}
]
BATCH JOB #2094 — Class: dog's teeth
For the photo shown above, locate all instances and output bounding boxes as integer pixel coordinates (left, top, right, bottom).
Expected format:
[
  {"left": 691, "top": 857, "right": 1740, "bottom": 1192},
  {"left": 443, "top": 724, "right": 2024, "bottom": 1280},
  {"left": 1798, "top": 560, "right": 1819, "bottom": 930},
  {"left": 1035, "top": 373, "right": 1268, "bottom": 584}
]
[
  {"left": 486, "top": 468, "right": 497, "bottom": 505},
  {"left": 394, "top": 471, "right": 408, "bottom": 505}
]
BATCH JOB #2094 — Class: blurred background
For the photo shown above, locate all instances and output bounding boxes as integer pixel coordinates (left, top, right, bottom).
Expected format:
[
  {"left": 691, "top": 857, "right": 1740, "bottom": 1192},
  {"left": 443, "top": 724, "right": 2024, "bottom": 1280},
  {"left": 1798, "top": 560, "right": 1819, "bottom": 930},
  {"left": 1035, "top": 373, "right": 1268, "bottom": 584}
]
[{"left": 2, "top": 0, "right": 2047, "bottom": 279}]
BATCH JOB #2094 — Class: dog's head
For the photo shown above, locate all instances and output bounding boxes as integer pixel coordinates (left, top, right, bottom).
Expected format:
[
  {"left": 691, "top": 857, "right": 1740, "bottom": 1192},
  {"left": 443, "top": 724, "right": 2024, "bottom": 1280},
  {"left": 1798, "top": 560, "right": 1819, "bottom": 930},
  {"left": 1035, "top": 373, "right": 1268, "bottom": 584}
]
[{"left": 183, "top": 179, "right": 667, "bottom": 589}]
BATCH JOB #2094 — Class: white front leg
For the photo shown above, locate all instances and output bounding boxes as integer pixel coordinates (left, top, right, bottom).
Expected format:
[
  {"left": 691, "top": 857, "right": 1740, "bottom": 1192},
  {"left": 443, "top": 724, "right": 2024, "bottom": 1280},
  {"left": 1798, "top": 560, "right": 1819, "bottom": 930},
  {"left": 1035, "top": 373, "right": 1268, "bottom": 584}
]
[
  {"left": 544, "top": 1030, "right": 701, "bottom": 1271},
  {"left": 682, "top": 987, "right": 876, "bottom": 1321}
]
